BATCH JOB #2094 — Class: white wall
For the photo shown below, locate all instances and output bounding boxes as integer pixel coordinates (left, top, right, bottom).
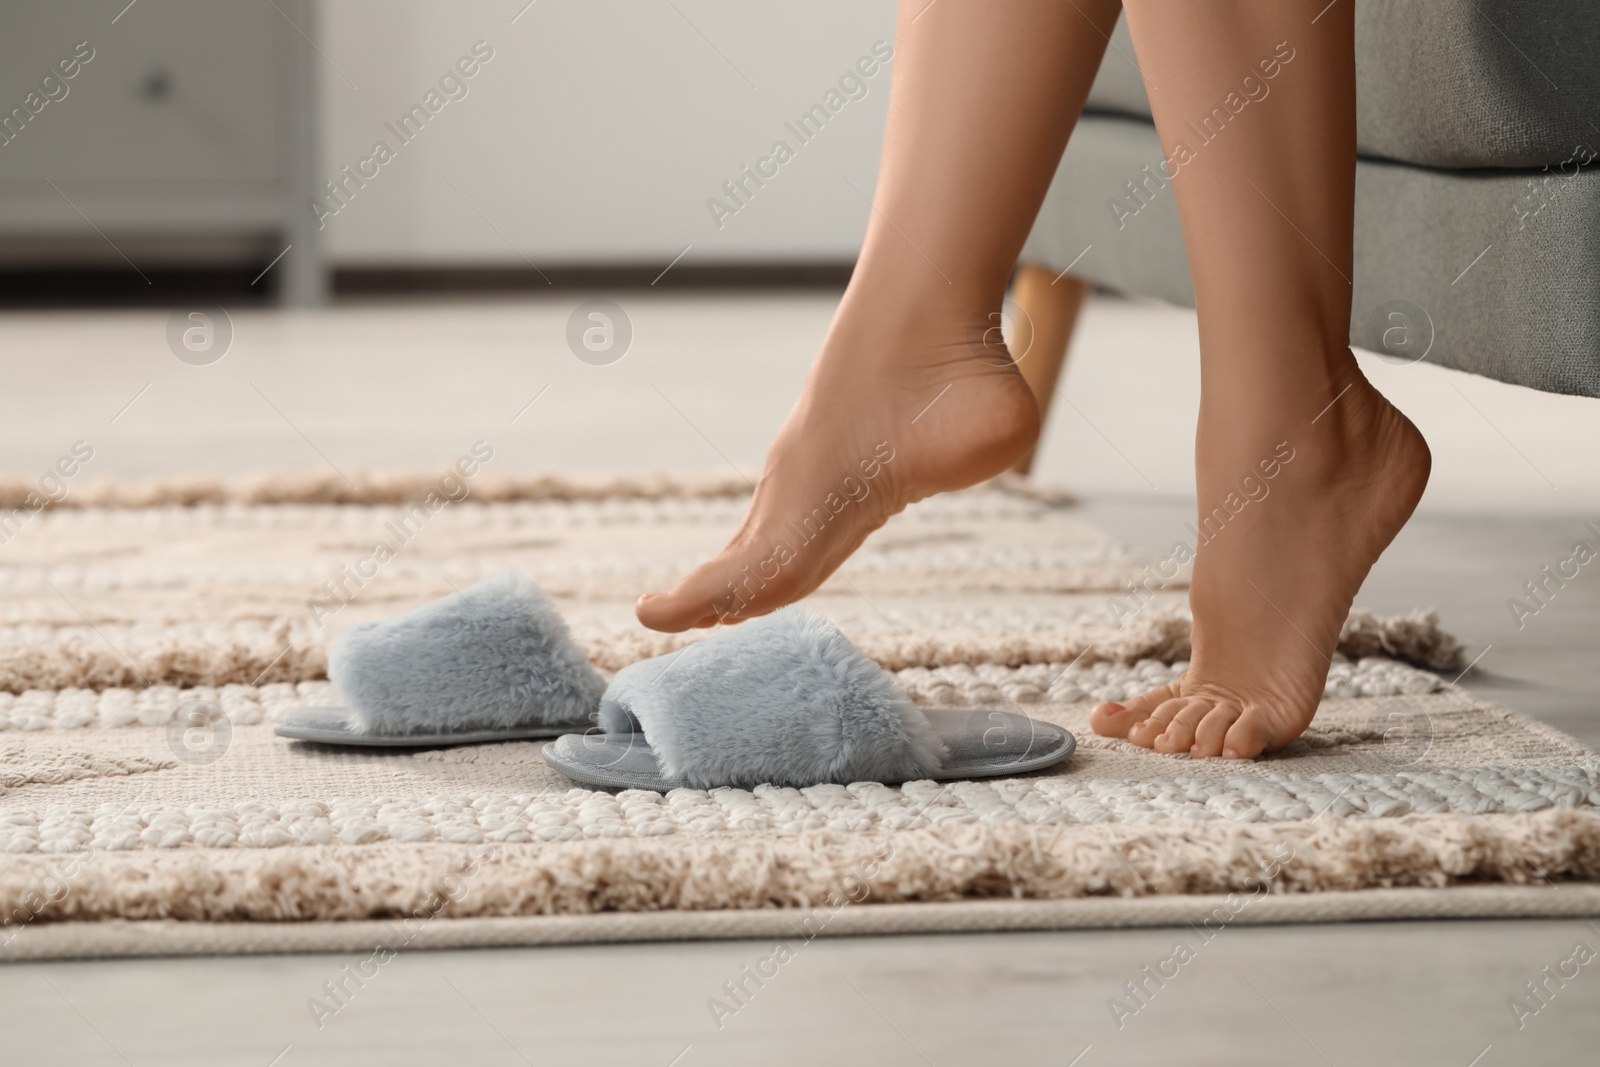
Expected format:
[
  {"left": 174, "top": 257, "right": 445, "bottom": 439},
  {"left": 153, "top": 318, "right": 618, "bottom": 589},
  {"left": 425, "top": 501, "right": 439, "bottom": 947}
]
[{"left": 318, "top": 0, "right": 897, "bottom": 265}]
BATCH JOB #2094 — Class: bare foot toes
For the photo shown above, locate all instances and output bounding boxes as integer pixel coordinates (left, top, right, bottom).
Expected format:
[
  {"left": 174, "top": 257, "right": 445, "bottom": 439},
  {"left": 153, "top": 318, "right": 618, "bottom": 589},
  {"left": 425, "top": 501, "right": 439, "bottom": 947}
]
[{"left": 1089, "top": 681, "right": 1179, "bottom": 738}]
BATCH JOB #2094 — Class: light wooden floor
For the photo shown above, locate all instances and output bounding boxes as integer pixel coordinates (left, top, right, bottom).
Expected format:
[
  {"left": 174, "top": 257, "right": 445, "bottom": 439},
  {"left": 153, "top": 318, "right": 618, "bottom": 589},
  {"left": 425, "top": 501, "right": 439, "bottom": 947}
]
[
  {"left": 0, "top": 290, "right": 1596, "bottom": 512},
  {"left": 8, "top": 919, "right": 1599, "bottom": 1066}
]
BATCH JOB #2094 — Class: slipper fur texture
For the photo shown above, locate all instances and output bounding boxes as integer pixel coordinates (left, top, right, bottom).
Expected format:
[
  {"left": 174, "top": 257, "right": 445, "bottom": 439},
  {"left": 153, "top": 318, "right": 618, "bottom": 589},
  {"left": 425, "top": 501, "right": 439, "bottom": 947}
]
[
  {"left": 329, "top": 571, "right": 606, "bottom": 734},
  {"left": 599, "top": 607, "right": 947, "bottom": 789}
]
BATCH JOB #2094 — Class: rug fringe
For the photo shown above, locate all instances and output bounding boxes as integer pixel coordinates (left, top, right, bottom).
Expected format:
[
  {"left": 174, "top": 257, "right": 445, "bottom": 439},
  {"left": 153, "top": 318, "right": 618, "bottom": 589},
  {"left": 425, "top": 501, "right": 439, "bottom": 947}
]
[
  {"left": 3, "top": 810, "right": 1594, "bottom": 926},
  {"left": 1342, "top": 608, "right": 1466, "bottom": 672},
  {"left": 0, "top": 469, "right": 758, "bottom": 509},
  {"left": 0, "top": 607, "right": 1463, "bottom": 693},
  {"left": 0, "top": 469, "right": 1081, "bottom": 510}
]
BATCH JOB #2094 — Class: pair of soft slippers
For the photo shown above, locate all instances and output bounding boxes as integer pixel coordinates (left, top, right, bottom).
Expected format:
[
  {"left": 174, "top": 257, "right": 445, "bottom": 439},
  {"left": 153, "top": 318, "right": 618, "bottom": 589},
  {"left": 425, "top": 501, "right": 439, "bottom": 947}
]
[{"left": 275, "top": 572, "right": 1075, "bottom": 791}]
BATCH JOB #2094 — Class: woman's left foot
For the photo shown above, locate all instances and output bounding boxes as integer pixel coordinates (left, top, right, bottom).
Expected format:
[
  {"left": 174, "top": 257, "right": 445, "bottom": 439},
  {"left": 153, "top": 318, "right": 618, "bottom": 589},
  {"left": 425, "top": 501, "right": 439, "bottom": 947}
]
[
  {"left": 1090, "top": 362, "right": 1431, "bottom": 758},
  {"left": 636, "top": 289, "right": 1039, "bottom": 633}
]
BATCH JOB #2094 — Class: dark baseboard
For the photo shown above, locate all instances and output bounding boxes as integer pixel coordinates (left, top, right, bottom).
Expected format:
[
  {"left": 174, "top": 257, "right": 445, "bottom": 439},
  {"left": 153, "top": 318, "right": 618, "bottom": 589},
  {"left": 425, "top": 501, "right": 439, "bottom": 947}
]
[
  {"left": 0, "top": 266, "right": 280, "bottom": 309},
  {"left": 0, "top": 261, "right": 855, "bottom": 310},
  {"left": 333, "top": 262, "right": 855, "bottom": 296}
]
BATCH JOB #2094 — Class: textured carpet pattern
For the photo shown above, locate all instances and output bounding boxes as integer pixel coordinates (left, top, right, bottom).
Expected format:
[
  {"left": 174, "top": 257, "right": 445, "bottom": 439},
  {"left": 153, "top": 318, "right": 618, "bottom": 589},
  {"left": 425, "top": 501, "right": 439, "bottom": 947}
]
[
  {"left": 0, "top": 602, "right": 1461, "bottom": 688},
  {"left": 7, "top": 764, "right": 1598, "bottom": 856},
  {"left": 0, "top": 472, "right": 1593, "bottom": 957},
  {"left": 0, "top": 654, "right": 1450, "bottom": 732},
  {"left": 3, "top": 690, "right": 1594, "bottom": 851}
]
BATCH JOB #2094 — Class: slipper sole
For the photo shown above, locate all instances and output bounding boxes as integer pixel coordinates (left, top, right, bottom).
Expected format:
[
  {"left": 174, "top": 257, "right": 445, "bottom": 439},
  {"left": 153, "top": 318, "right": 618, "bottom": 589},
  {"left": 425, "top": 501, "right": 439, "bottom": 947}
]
[
  {"left": 540, "top": 708, "right": 1076, "bottom": 791},
  {"left": 274, "top": 707, "right": 589, "bottom": 748}
]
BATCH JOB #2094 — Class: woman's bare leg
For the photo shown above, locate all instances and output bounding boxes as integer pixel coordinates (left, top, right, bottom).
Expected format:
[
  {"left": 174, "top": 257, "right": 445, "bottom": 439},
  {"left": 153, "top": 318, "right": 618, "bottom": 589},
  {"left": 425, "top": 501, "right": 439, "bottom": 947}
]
[
  {"left": 637, "top": 0, "right": 1122, "bottom": 632},
  {"left": 1090, "top": 1, "right": 1431, "bottom": 757}
]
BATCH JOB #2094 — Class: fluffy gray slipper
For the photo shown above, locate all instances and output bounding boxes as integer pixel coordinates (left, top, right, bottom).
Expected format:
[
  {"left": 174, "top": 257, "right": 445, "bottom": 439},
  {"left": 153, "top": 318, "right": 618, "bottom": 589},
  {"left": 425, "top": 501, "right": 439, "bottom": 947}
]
[
  {"left": 275, "top": 571, "right": 606, "bottom": 747},
  {"left": 541, "top": 607, "right": 1074, "bottom": 790}
]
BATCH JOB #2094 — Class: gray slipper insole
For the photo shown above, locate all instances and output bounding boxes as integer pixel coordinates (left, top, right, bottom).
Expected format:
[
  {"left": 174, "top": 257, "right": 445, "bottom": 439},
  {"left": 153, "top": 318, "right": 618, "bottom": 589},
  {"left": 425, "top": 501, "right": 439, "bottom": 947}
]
[{"left": 541, "top": 708, "right": 1075, "bottom": 791}]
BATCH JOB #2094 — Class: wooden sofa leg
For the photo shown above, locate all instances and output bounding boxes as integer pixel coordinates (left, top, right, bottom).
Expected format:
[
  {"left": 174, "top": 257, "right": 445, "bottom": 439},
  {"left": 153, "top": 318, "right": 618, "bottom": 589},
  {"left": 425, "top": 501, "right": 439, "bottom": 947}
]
[{"left": 1008, "top": 263, "right": 1090, "bottom": 475}]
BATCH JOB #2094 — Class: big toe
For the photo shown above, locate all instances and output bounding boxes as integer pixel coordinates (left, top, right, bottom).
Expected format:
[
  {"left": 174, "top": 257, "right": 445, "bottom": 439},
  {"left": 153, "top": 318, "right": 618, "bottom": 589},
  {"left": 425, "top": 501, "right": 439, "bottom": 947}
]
[
  {"left": 1090, "top": 681, "right": 1181, "bottom": 738},
  {"left": 635, "top": 552, "right": 801, "bottom": 632},
  {"left": 634, "top": 589, "right": 716, "bottom": 633}
]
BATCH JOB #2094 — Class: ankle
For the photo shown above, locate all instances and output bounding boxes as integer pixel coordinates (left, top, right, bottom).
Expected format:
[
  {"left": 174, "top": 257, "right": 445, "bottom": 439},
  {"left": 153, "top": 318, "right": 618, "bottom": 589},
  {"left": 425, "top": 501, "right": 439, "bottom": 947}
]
[
  {"left": 844, "top": 248, "right": 1003, "bottom": 330},
  {"left": 1201, "top": 341, "right": 1363, "bottom": 419}
]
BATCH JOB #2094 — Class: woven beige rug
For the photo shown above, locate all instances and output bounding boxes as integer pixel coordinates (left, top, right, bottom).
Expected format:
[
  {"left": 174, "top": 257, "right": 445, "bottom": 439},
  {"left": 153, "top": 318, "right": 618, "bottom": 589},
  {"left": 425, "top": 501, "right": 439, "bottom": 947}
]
[{"left": 1, "top": 471, "right": 1596, "bottom": 961}]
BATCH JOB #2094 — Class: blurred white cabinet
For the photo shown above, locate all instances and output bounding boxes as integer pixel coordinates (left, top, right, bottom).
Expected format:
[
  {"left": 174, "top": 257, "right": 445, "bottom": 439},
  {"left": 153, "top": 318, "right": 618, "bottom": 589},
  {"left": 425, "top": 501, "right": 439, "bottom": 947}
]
[
  {"left": 320, "top": 0, "right": 896, "bottom": 266},
  {"left": 0, "top": 0, "right": 323, "bottom": 302}
]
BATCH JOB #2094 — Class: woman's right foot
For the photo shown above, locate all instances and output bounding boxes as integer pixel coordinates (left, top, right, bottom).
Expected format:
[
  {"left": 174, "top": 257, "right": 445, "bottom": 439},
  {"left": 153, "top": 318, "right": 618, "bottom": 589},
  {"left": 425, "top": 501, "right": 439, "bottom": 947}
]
[
  {"left": 1091, "top": 361, "right": 1431, "bottom": 759},
  {"left": 636, "top": 292, "right": 1040, "bottom": 633}
]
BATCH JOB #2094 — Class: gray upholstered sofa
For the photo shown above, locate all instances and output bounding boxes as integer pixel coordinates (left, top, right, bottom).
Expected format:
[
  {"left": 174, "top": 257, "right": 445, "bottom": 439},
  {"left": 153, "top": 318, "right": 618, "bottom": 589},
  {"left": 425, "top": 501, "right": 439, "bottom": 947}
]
[{"left": 1017, "top": 2, "right": 1600, "bottom": 397}]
